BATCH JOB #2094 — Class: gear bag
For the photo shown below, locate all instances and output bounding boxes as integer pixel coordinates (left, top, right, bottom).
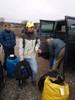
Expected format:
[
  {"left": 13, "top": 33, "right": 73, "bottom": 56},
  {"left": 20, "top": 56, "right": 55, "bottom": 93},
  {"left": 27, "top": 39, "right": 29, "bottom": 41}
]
[
  {"left": 38, "top": 70, "right": 65, "bottom": 91},
  {"left": 6, "top": 55, "right": 20, "bottom": 77},
  {"left": 42, "top": 76, "right": 69, "bottom": 100},
  {"left": 15, "top": 60, "right": 32, "bottom": 81}
]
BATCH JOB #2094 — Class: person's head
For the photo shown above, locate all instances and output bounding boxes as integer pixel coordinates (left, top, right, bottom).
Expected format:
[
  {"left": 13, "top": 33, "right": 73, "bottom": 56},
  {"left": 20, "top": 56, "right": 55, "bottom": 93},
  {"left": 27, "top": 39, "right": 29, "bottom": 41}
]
[
  {"left": 5, "top": 23, "right": 11, "bottom": 31},
  {"left": 46, "top": 37, "right": 54, "bottom": 43},
  {"left": 26, "top": 21, "right": 35, "bottom": 33}
]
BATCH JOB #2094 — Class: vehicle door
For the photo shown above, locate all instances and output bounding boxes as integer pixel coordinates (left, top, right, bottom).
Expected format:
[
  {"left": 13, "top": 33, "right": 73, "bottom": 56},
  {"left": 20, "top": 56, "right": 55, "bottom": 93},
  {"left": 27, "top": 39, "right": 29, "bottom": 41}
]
[{"left": 64, "top": 16, "right": 75, "bottom": 68}]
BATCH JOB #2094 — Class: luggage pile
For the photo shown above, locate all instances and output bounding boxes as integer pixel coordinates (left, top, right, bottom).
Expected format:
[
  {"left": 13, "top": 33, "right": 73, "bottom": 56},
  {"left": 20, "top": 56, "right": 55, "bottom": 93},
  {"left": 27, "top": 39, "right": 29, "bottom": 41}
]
[
  {"left": 0, "top": 54, "right": 32, "bottom": 87},
  {"left": 0, "top": 53, "right": 70, "bottom": 100}
]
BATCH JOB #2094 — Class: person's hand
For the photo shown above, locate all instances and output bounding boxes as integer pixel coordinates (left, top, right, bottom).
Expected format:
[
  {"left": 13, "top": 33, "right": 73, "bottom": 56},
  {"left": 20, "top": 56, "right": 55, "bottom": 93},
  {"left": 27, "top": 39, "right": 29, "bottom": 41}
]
[
  {"left": 46, "top": 38, "right": 53, "bottom": 43},
  {"left": 20, "top": 58, "right": 24, "bottom": 61},
  {"left": 46, "top": 38, "right": 51, "bottom": 43},
  {"left": 37, "top": 49, "right": 42, "bottom": 54}
]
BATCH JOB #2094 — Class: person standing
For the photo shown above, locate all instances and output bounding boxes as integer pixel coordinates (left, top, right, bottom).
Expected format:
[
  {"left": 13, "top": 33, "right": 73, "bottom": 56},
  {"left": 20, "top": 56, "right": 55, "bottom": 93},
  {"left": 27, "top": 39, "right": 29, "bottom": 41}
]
[
  {"left": 19, "top": 21, "right": 42, "bottom": 86},
  {"left": 0, "top": 23, "right": 16, "bottom": 70},
  {"left": 47, "top": 37, "right": 65, "bottom": 74}
]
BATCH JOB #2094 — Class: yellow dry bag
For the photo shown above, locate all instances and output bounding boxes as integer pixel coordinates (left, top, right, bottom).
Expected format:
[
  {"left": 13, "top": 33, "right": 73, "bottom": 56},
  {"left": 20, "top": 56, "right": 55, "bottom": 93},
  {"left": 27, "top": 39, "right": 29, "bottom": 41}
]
[{"left": 42, "top": 76, "right": 69, "bottom": 100}]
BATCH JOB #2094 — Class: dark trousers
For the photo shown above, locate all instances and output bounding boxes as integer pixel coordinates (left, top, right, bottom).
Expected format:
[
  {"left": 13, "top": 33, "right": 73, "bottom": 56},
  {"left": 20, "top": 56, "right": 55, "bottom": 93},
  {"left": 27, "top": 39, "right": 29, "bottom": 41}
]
[{"left": 3, "top": 48, "right": 14, "bottom": 70}]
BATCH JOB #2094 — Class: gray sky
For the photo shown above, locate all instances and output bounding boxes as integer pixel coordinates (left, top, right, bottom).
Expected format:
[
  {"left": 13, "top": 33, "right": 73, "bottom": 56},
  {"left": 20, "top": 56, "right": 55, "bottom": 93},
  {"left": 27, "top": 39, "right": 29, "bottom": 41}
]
[{"left": 0, "top": 0, "right": 75, "bottom": 23}]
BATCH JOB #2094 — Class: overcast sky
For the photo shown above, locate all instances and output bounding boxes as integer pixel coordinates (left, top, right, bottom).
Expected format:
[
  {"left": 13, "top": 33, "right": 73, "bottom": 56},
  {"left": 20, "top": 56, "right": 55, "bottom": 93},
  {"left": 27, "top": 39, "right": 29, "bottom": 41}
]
[{"left": 0, "top": 0, "right": 75, "bottom": 23}]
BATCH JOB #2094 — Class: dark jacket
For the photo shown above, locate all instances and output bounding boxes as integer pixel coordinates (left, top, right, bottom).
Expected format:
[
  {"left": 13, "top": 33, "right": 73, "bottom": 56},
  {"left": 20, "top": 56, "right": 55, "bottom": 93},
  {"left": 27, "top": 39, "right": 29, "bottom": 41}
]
[
  {"left": 0, "top": 29, "right": 16, "bottom": 50},
  {"left": 48, "top": 38, "right": 65, "bottom": 58}
]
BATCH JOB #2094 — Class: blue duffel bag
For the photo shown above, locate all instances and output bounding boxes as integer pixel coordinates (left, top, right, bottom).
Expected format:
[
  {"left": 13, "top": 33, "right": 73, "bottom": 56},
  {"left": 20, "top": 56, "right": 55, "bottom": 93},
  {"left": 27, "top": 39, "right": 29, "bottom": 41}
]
[{"left": 6, "top": 54, "right": 20, "bottom": 77}]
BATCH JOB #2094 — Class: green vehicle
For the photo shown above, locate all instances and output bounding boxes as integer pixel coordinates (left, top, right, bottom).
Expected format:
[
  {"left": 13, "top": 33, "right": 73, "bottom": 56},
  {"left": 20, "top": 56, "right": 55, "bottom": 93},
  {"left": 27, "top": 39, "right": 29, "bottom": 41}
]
[{"left": 38, "top": 16, "right": 75, "bottom": 68}]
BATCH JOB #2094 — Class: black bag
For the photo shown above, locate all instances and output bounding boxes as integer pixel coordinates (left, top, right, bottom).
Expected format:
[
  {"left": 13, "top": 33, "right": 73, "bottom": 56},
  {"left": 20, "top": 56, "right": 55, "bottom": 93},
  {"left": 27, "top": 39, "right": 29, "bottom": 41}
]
[
  {"left": 38, "top": 70, "right": 65, "bottom": 91},
  {"left": 15, "top": 60, "right": 32, "bottom": 86},
  {"left": 0, "top": 61, "right": 5, "bottom": 90}
]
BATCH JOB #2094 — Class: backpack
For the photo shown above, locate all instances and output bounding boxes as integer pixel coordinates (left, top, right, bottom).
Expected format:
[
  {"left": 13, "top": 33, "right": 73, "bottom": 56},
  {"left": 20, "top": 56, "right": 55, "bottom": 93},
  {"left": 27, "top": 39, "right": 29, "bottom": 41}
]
[
  {"left": 38, "top": 70, "right": 65, "bottom": 91},
  {"left": 15, "top": 60, "right": 32, "bottom": 86}
]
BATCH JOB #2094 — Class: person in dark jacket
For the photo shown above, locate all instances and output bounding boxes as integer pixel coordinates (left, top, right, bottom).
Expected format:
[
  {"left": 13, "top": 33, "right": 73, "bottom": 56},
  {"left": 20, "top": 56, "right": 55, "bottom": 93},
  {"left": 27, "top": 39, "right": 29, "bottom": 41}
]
[
  {"left": 47, "top": 37, "right": 65, "bottom": 74},
  {"left": 0, "top": 23, "right": 16, "bottom": 70}
]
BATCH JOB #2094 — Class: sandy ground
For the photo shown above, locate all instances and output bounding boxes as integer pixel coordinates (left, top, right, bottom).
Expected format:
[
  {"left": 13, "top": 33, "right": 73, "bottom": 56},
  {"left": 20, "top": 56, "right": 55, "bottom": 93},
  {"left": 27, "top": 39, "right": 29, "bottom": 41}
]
[{"left": 0, "top": 38, "right": 75, "bottom": 100}]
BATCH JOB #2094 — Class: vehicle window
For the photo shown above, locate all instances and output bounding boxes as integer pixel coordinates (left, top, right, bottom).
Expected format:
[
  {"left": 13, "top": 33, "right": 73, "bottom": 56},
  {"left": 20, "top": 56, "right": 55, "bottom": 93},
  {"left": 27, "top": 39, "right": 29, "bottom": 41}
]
[
  {"left": 41, "top": 22, "right": 54, "bottom": 36},
  {"left": 56, "top": 23, "right": 66, "bottom": 33},
  {"left": 41, "top": 22, "right": 54, "bottom": 32},
  {"left": 61, "top": 25, "right": 66, "bottom": 32},
  {"left": 67, "top": 19, "right": 75, "bottom": 40}
]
